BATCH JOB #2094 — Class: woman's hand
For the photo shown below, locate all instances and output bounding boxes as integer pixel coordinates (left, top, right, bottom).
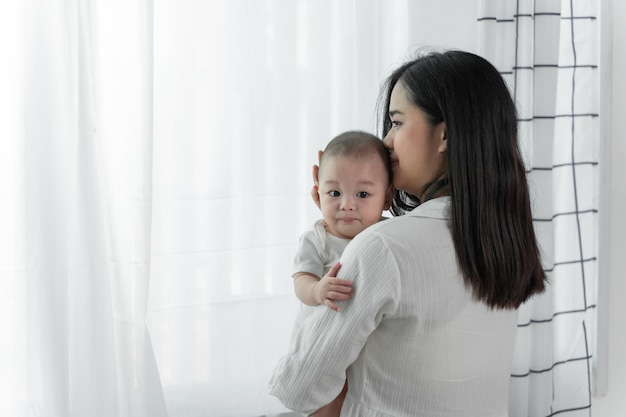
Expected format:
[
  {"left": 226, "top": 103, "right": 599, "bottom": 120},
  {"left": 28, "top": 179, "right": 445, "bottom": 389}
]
[
  {"left": 314, "top": 262, "right": 352, "bottom": 312},
  {"left": 311, "top": 150, "right": 323, "bottom": 208}
]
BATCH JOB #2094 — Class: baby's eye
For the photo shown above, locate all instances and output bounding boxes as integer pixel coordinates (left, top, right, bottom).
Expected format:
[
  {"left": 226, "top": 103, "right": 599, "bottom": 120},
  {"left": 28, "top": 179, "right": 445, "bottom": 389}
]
[
  {"left": 329, "top": 190, "right": 340, "bottom": 197},
  {"left": 356, "top": 191, "right": 369, "bottom": 198}
]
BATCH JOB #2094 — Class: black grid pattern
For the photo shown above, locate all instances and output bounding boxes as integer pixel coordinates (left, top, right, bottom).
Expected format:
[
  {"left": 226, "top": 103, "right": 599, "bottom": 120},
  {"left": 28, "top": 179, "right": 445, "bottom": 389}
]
[{"left": 478, "top": 1, "right": 599, "bottom": 416}]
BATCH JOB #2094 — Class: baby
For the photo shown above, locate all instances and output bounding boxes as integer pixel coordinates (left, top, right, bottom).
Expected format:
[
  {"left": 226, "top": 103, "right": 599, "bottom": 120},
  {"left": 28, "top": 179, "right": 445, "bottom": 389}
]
[{"left": 291, "top": 130, "right": 392, "bottom": 416}]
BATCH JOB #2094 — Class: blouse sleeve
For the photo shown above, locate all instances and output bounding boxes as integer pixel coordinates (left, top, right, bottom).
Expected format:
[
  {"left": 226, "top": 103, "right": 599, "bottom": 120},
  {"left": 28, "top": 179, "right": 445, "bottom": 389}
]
[{"left": 269, "top": 231, "right": 401, "bottom": 414}]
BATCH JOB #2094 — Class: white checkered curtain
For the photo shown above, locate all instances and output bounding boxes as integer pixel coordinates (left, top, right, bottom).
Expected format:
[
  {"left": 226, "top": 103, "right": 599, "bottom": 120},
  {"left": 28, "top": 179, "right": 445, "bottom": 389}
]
[{"left": 478, "top": 1, "right": 599, "bottom": 416}]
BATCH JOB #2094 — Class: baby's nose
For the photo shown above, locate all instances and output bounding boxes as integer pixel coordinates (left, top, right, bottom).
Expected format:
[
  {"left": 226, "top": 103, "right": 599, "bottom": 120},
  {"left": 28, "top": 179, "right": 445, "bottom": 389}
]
[{"left": 340, "top": 195, "right": 356, "bottom": 210}]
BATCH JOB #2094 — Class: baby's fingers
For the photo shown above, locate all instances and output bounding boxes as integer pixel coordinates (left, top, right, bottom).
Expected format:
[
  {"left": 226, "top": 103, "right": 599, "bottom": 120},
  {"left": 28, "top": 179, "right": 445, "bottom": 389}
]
[
  {"left": 330, "top": 282, "right": 353, "bottom": 294},
  {"left": 327, "top": 261, "right": 341, "bottom": 278},
  {"left": 330, "top": 278, "right": 352, "bottom": 287},
  {"left": 328, "top": 290, "right": 351, "bottom": 301},
  {"left": 324, "top": 299, "right": 341, "bottom": 312}
]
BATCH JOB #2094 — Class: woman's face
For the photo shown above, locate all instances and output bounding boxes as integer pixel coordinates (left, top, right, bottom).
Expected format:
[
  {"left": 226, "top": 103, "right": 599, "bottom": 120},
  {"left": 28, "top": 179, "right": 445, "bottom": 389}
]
[{"left": 383, "top": 81, "right": 447, "bottom": 199}]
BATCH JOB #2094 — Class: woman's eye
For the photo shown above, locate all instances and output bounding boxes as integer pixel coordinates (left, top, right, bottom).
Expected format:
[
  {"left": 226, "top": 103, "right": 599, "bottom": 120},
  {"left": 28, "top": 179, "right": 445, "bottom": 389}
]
[
  {"left": 357, "top": 192, "right": 369, "bottom": 198},
  {"left": 329, "top": 190, "right": 340, "bottom": 197},
  {"left": 391, "top": 120, "right": 401, "bottom": 128}
]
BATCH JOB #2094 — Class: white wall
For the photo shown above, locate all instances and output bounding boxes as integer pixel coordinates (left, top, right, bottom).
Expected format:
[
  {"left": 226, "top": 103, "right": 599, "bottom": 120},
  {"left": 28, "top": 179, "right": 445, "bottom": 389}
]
[
  {"left": 406, "top": 0, "right": 478, "bottom": 54},
  {"left": 592, "top": 0, "right": 626, "bottom": 412}
]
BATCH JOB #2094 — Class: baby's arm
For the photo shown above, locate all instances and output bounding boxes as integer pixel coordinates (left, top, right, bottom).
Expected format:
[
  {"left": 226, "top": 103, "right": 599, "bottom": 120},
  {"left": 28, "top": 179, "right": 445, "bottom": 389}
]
[{"left": 293, "top": 262, "right": 353, "bottom": 312}]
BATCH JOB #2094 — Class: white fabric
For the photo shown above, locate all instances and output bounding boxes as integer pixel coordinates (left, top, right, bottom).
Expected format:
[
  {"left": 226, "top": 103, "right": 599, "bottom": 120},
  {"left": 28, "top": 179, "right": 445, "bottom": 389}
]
[
  {"left": 291, "top": 219, "right": 351, "bottom": 332},
  {"left": 0, "top": 1, "right": 167, "bottom": 416},
  {"left": 3, "top": 1, "right": 417, "bottom": 416},
  {"left": 478, "top": 1, "right": 600, "bottom": 416},
  {"left": 146, "top": 2, "right": 414, "bottom": 416},
  {"left": 293, "top": 219, "right": 351, "bottom": 279},
  {"left": 270, "top": 197, "right": 519, "bottom": 416}
]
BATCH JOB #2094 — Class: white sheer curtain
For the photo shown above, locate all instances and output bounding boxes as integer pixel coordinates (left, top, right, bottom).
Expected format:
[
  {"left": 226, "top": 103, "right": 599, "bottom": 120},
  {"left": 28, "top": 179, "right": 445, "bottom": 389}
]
[
  {"left": 478, "top": 1, "right": 599, "bottom": 416},
  {"left": 1, "top": 0, "right": 165, "bottom": 416},
  {"left": 1, "top": 1, "right": 414, "bottom": 416},
  {"left": 148, "top": 1, "right": 412, "bottom": 416}
]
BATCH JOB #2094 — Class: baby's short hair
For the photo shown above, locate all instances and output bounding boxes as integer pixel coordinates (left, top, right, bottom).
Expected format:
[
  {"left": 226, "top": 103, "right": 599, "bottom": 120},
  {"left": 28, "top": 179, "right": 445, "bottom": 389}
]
[{"left": 320, "top": 131, "right": 392, "bottom": 184}]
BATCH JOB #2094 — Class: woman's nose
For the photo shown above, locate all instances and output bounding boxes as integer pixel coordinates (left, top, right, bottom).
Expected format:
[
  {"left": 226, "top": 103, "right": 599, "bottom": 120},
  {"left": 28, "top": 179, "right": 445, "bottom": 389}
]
[{"left": 383, "top": 130, "right": 393, "bottom": 148}]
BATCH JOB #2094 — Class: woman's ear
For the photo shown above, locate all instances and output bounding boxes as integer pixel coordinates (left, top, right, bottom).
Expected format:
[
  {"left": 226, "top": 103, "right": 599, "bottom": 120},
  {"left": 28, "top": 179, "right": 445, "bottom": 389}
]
[{"left": 438, "top": 123, "right": 447, "bottom": 153}]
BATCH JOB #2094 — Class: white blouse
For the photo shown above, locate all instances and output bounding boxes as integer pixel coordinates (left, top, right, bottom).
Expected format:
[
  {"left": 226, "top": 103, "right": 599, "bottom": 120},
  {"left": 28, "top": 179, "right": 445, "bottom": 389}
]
[{"left": 269, "top": 197, "right": 518, "bottom": 417}]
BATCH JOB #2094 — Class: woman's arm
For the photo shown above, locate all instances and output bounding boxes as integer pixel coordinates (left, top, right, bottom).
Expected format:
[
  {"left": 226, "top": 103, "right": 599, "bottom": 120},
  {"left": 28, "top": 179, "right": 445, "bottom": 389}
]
[{"left": 269, "top": 232, "right": 400, "bottom": 414}]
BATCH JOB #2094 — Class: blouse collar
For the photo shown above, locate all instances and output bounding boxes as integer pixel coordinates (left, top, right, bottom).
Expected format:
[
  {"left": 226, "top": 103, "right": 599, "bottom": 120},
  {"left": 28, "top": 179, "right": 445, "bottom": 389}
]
[{"left": 406, "top": 196, "right": 451, "bottom": 220}]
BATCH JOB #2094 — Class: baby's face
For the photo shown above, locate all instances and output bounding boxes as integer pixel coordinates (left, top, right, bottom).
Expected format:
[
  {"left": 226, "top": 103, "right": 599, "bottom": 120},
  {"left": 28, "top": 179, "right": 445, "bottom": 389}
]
[{"left": 318, "top": 153, "right": 391, "bottom": 239}]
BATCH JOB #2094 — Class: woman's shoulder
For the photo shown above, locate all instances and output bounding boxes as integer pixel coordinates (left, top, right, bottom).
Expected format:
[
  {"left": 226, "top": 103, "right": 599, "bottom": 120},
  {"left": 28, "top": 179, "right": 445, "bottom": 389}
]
[
  {"left": 365, "top": 197, "right": 450, "bottom": 232},
  {"left": 348, "top": 198, "right": 452, "bottom": 258}
]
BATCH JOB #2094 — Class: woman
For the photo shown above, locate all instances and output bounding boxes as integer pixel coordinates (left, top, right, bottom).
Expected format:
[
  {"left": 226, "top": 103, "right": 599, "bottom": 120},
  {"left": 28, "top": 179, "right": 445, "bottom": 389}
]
[{"left": 269, "top": 50, "right": 546, "bottom": 416}]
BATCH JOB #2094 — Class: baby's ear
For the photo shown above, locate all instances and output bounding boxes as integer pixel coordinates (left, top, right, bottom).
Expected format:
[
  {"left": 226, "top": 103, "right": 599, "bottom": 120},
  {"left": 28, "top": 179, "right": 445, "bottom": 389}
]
[
  {"left": 311, "top": 158, "right": 321, "bottom": 209},
  {"left": 312, "top": 183, "right": 321, "bottom": 209},
  {"left": 383, "top": 185, "right": 394, "bottom": 210}
]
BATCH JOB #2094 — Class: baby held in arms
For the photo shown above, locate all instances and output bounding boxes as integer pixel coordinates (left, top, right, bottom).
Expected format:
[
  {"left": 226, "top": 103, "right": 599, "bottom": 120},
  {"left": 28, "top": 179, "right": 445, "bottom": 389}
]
[{"left": 291, "top": 131, "right": 392, "bottom": 416}]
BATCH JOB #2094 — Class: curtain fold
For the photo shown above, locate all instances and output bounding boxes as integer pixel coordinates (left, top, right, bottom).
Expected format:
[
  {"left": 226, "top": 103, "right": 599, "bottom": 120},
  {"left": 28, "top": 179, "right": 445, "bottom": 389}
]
[
  {"left": 2, "top": 1, "right": 414, "bottom": 416},
  {"left": 0, "top": 1, "right": 25, "bottom": 414},
  {"left": 1, "top": 0, "right": 167, "bottom": 416},
  {"left": 90, "top": 1, "right": 168, "bottom": 415},
  {"left": 478, "top": 1, "right": 599, "bottom": 416},
  {"left": 147, "top": 1, "right": 412, "bottom": 415}
]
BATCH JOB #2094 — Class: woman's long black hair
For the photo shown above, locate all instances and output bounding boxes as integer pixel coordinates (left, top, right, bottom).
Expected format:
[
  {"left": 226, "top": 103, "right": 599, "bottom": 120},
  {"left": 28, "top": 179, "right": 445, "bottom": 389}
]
[{"left": 379, "top": 50, "right": 546, "bottom": 309}]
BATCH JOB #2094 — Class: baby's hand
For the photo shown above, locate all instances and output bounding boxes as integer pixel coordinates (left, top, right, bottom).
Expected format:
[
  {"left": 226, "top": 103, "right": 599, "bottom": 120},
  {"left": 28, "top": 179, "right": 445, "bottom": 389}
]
[{"left": 314, "top": 262, "right": 352, "bottom": 311}]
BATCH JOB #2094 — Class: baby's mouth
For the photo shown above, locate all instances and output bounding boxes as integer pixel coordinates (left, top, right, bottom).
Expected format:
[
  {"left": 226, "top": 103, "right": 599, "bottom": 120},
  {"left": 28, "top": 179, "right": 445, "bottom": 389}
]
[{"left": 339, "top": 217, "right": 357, "bottom": 223}]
